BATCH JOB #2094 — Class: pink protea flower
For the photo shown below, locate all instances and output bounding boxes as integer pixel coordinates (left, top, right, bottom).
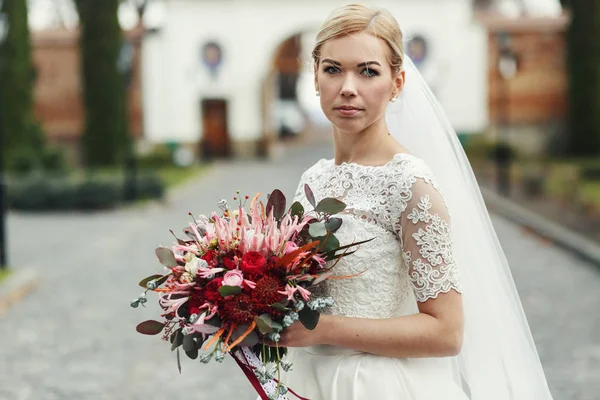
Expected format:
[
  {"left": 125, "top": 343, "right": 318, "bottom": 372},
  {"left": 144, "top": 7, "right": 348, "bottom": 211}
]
[
  {"left": 278, "top": 284, "right": 311, "bottom": 302},
  {"left": 284, "top": 241, "right": 299, "bottom": 254}
]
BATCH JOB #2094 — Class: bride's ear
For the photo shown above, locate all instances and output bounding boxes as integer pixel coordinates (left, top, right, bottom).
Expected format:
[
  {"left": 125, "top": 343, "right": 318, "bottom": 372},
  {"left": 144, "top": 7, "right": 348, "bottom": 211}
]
[{"left": 394, "top": 70, "right": 405, "bottom": 95}]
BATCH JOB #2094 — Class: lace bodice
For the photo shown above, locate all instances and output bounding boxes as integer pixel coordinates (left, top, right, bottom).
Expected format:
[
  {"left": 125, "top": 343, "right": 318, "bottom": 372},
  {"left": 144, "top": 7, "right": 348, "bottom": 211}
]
[{"left": 294, "top": 153, "right": 462, "bottom": 319}]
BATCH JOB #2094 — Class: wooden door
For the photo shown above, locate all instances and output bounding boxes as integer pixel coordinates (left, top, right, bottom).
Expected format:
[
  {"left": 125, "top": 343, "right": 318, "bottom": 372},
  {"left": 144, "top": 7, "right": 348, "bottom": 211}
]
[{"left": 201, "top": 99, "right": 230, "bottom": 158}]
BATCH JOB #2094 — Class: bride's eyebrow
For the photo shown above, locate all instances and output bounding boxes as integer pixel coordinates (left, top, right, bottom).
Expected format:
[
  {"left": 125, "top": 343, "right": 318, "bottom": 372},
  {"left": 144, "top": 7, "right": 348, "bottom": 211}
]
[{"left": 321, "top": 58, "right": 381, "bottom": 68}]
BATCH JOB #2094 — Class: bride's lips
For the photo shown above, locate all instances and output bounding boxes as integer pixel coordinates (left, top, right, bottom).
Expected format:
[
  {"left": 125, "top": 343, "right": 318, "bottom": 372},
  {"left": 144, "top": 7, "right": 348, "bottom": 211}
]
[{"left": 335, "top": 106, "right": 363, "bottom": 117}]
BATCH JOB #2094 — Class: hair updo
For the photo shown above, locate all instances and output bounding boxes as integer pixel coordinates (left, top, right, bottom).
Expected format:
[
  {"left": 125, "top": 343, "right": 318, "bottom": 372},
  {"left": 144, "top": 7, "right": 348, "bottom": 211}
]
[{"left": 312, "top": 4, "right": 404, "bottom": 74}]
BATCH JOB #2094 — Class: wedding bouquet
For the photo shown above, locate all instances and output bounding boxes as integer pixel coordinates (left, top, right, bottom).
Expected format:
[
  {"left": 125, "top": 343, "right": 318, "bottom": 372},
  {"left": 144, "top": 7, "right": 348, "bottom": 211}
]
[{"left": 130, "top": 186, "right": 370, "bottom": 399}]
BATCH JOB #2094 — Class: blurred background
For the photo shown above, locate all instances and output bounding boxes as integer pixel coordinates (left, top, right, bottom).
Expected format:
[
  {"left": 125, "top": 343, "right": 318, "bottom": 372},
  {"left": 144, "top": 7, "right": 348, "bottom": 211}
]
[{"left": 0, "top": 0, "right": 598, "bottom": 399}]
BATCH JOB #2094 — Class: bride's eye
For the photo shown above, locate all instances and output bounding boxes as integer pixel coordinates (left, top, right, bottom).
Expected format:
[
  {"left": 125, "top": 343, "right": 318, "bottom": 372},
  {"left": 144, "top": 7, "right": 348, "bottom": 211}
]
[
  {"left": 361, "top": 68, "right": 380, "bottom": 78},
  {"left": 323, "top": 66, "right": 341, "bottom": 74}
]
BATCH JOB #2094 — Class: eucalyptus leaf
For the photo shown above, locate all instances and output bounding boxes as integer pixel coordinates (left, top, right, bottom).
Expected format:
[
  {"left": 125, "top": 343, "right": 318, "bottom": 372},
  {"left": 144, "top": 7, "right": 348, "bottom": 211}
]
[
  {"left": 177, "top": 348, "right": 182, "bottom": 373},
  {"left": 308, "top": 222, "right": 327, "bottom": 238},
  {"left": 271, "top": 321, "right": 284, "bottom": 333},
  {"left": 185, "top": 348, "right": 199, "bottom": 360},
  {"left": 298, "top": 308, "right": 320, "bottom": 330},
  {"left": 266, "top": 189, "right": 286, "bottom": 220},
  {"left": 315, "top": 234, "right": 340, "bottom": 254},
  {"left": 136, "top": 320, "right": 165, "bottom": 335},
  {"left": 325, "top": 217, "right": 343, "bottom": 233},
  {"left": 139, "top": 273, "right": 170, "bottom": 289},
  {"left": 138, "top": 274, "right": 162, "bottom": 289},
  {"left": 254, "top": 314, "right": 275, "bottom": 334},
  {"left": 315, "top": 198, "right": 346, "bottom": 215},
  {"left": 171, "top": 329, "right": 184, "bottom": 351},
  {"left": 155, "top": 247, "right": 177, "bottom": 267},
  {"left": 229, "top": 325, "right": 260, "bottom": 347},
  {"left": 290, "top": 201, "right": 304, "bottom": 219},
  {"left": 304, "top": 184, "right": 316, "bottom": 208},
  {"left": 183, "top": 333, "right": 199, "bottom": 352},
  {"left": 218, "top": 285, "right": 242, "bottom": 297},
  {"left": 271, "top": 302, "right": 291, "bottom": 312}
]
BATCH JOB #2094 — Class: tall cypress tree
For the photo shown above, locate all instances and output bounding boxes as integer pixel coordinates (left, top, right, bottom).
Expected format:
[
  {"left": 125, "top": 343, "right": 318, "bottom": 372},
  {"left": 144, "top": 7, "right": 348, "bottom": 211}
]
[
  {"left": 566, "top": 0, "right": 600, "bottom": 156},
  {"left": 0, "top": 0, "right": 43, "bottom": 166},
  {"left": 75, "top": 0, "right": 129, "bottom": 167}
]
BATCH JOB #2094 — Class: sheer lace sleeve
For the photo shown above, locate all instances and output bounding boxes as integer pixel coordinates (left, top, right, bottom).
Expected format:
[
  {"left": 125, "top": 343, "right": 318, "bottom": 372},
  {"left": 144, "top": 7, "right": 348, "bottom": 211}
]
[{"left": 397, "top": 178, "right": 462, "bottom": 302}]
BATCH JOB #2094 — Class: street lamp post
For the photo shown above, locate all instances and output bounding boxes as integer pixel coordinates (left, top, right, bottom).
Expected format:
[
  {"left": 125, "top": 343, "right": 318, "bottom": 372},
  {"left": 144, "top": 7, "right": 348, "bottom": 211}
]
[
  {"left": 0, "top": 11, "right": 9, "bottom": 269},
  {"left": 495, "top": 32, "right": 519, "bottom": 196}
]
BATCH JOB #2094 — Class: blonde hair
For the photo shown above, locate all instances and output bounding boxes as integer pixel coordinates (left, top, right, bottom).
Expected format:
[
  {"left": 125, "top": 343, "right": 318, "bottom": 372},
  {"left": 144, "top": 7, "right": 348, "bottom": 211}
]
[{"left": 312, "top": 4, "right": 404, "bottom": 74}]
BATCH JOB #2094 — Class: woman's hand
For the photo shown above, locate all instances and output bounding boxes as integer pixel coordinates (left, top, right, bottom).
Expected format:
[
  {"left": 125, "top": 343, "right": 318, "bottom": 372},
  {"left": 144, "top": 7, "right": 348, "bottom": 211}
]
[{"left": 268, "top": 316, "right": 330, "bottom": 348}]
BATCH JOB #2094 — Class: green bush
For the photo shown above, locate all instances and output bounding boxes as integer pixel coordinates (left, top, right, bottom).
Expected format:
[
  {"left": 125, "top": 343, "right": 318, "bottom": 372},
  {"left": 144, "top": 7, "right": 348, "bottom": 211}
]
[
  {"left": 7, "top": 172, "right": 165, "bottom": 211},
  {"left": 137, "top": 147, "right": 174, "bottom": 169},
  {"left": 135, "top": 173, "right": 165, "bottom": 200}
]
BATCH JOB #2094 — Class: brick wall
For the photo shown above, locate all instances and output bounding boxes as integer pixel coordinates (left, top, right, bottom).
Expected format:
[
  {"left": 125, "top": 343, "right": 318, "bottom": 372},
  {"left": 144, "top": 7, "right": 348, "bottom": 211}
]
[
  {"left": 31, "top": 29, "right": 143, "bottom": 145},
  {"left": 480, "top": 13, "right": 569, "bottom": 125}
]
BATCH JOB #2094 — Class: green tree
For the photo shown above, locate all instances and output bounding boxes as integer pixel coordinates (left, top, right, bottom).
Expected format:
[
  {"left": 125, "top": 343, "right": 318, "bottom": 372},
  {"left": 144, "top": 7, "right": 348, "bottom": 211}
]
[
  {"left": 0, "top": 0, "right": 44, "bottom": 168},
  {"left": 75, "top": 0, "right": 129, "bottom": 167},
  {"left": 566, "top": 0, "right": 600, "bottom": 156}
]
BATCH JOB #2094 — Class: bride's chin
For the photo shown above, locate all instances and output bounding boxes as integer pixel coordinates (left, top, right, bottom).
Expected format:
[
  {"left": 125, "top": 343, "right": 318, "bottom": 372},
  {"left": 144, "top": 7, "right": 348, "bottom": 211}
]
[{"left": 329, "top": 120, "right": 368, "bottom": 136}]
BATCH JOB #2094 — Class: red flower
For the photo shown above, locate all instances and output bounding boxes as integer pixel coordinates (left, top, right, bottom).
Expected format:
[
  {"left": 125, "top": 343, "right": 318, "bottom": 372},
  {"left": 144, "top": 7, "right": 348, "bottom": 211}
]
[
  {"left": 220, "top": 294, "right": 256, "bottom": 325},
  {"left": 266, "top": 256, "right": 280, "bottom": 269},
  {"left": 187, "top": 296, "right": 204, "bottom": 316},
  {"left": 201, "top": 250, "right": 217, "bottom": 267},
  {"left": 241, "top": 251, "right": 267, "bottom": 275},
  {"left": 222, "top": 250, "right": 241, "bottom": 270},
  {"left": 203, "top": 277, "right": 224, "bottom": 303}
]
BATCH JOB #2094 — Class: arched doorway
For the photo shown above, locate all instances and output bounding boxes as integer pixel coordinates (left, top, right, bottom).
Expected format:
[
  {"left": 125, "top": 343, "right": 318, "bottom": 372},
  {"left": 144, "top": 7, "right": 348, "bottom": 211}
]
[{"left": 261, "top": 30, "right": 330, "bottom": 156}]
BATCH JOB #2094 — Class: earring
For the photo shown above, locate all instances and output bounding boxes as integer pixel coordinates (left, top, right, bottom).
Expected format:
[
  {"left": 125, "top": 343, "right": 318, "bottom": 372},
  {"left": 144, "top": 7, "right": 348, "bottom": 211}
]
[
  {"left": 391, "top": 96, "right": 397, "bottom": 103},
  {"left": 316, "top": 91, "right": 320, "bottom": 97}
]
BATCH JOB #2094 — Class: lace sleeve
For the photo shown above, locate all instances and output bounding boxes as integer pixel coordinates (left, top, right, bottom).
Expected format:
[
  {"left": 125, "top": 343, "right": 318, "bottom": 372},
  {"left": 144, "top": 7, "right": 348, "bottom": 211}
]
[{"left": 397, "top": 178, "right": 462, "bottom": 302}]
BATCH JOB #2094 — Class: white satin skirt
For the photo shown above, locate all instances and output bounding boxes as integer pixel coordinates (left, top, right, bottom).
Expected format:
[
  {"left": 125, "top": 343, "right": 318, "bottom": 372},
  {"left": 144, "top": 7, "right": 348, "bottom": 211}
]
[{"left": 280, "top": 345, "right": 469, "bottom": 400}]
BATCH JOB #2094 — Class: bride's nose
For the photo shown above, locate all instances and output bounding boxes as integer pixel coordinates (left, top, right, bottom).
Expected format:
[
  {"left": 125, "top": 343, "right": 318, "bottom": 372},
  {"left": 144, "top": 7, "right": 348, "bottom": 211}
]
[{"left": 340, "top": 74, "right": 358, "bottom": 98}]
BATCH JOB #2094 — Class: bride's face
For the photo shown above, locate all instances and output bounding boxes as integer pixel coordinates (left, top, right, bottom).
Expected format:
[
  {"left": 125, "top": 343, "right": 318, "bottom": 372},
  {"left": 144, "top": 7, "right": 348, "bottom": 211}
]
[{"left": 315, "top": 31, "right": 403, "bottom": 134}]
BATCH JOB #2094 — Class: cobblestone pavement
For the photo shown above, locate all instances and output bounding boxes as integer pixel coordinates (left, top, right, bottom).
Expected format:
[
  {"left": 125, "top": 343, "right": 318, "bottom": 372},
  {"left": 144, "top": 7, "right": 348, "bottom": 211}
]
[{"left": 0, "top": 143, "right": 598, "bottom": 400}]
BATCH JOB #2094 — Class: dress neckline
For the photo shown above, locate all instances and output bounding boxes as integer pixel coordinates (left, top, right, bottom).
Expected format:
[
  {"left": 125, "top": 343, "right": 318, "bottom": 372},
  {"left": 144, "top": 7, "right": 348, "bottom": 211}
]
[{"left": 324, "top": 152, "right": 417, "bottom": 169}]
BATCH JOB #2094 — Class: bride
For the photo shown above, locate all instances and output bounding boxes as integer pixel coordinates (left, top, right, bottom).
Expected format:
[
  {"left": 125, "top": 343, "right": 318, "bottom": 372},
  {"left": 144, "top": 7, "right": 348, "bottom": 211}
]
[{"left": 266, "top": 4, "right": 553, "bottom": 400}]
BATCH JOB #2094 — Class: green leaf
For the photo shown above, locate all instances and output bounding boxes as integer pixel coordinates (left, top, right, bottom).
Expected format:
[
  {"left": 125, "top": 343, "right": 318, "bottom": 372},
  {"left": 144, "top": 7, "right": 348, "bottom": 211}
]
[
  {"left": 138, "top": 274, "right": 162, "bottom": 289},
  {"left": 308, "top": 222, "right": 327, "bottom": 238},
  {"left": 230, "top": 325, "right": 259, "bottom": 348},
  {"left": 254, "top": 314, "right": 275, "bottom": 334},
  {"left": 185, "top": 348, "right": 199, "bottom": 360},
  {"left": 136, "top": 320, "right": 165, "bottom": 335},
  {"left": 138, "top": 273, "right": 169, "bottom": 289},
  {"left": 271, "top": 302, "right": 291, "bottom": 312},
  {"left": 183, "top": 333, "right": 201, "bottom": 352},
  {"left": 155, "top": 247, "right": 177, "bottom": 267},
  {"left": 176, "top": 348, "right": 182, "bottom": 373},
  {"left": 290, "top": 201, "right": 304, "bottom": 220},
  {"left": 218, "top": 285, "right": 242, "bottom": 297},
  {"left": 171, "top": 329, "right": 184, "bottom": 351},
  {"left": 298, "top": 308, "right": 320, "bottom": 330},
  {"left": 304, "top": 184, "right": 316, "bottom": 208},
  {"left": 266, "top": 189, "right": 286, "bottom": 220},
  {"left": 325, "top": 217, "right": 343, "bottom": 233},
  {"left": 315, "top": 198, "right": 346, "bottom": 215},
  {"left": 323, "top": 237, "right": 376, "bottom": 259},
  {"left": 315, "top": 234, "right": 340, "bottom": 254}
]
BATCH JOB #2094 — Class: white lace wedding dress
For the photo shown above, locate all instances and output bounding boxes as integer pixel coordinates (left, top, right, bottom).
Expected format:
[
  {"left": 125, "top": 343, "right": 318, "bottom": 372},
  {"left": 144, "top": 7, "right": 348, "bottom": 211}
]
[{"left": 279, "top": 153, "right": 469, "bottom": 400}]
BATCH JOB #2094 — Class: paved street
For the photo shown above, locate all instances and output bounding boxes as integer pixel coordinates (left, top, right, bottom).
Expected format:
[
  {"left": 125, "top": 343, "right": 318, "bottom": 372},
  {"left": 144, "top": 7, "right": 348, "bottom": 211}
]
[{"left": 0, "top": 143, "right": 598, "bottom": 400}]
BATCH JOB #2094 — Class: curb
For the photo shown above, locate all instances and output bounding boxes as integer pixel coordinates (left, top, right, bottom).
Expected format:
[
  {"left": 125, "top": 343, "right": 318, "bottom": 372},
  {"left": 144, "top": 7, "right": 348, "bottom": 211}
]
[
  {"left": 481, "top": 187, "right": 600, "bottom": 266},
  {"left": 0, "top": 269, "right": 39, "bottom": 317}
]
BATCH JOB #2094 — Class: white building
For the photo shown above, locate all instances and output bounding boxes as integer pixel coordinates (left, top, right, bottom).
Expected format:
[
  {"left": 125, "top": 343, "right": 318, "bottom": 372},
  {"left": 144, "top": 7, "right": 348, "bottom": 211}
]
[{"left": 27, "top": 0, "right": 563, "bottom": 159}]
